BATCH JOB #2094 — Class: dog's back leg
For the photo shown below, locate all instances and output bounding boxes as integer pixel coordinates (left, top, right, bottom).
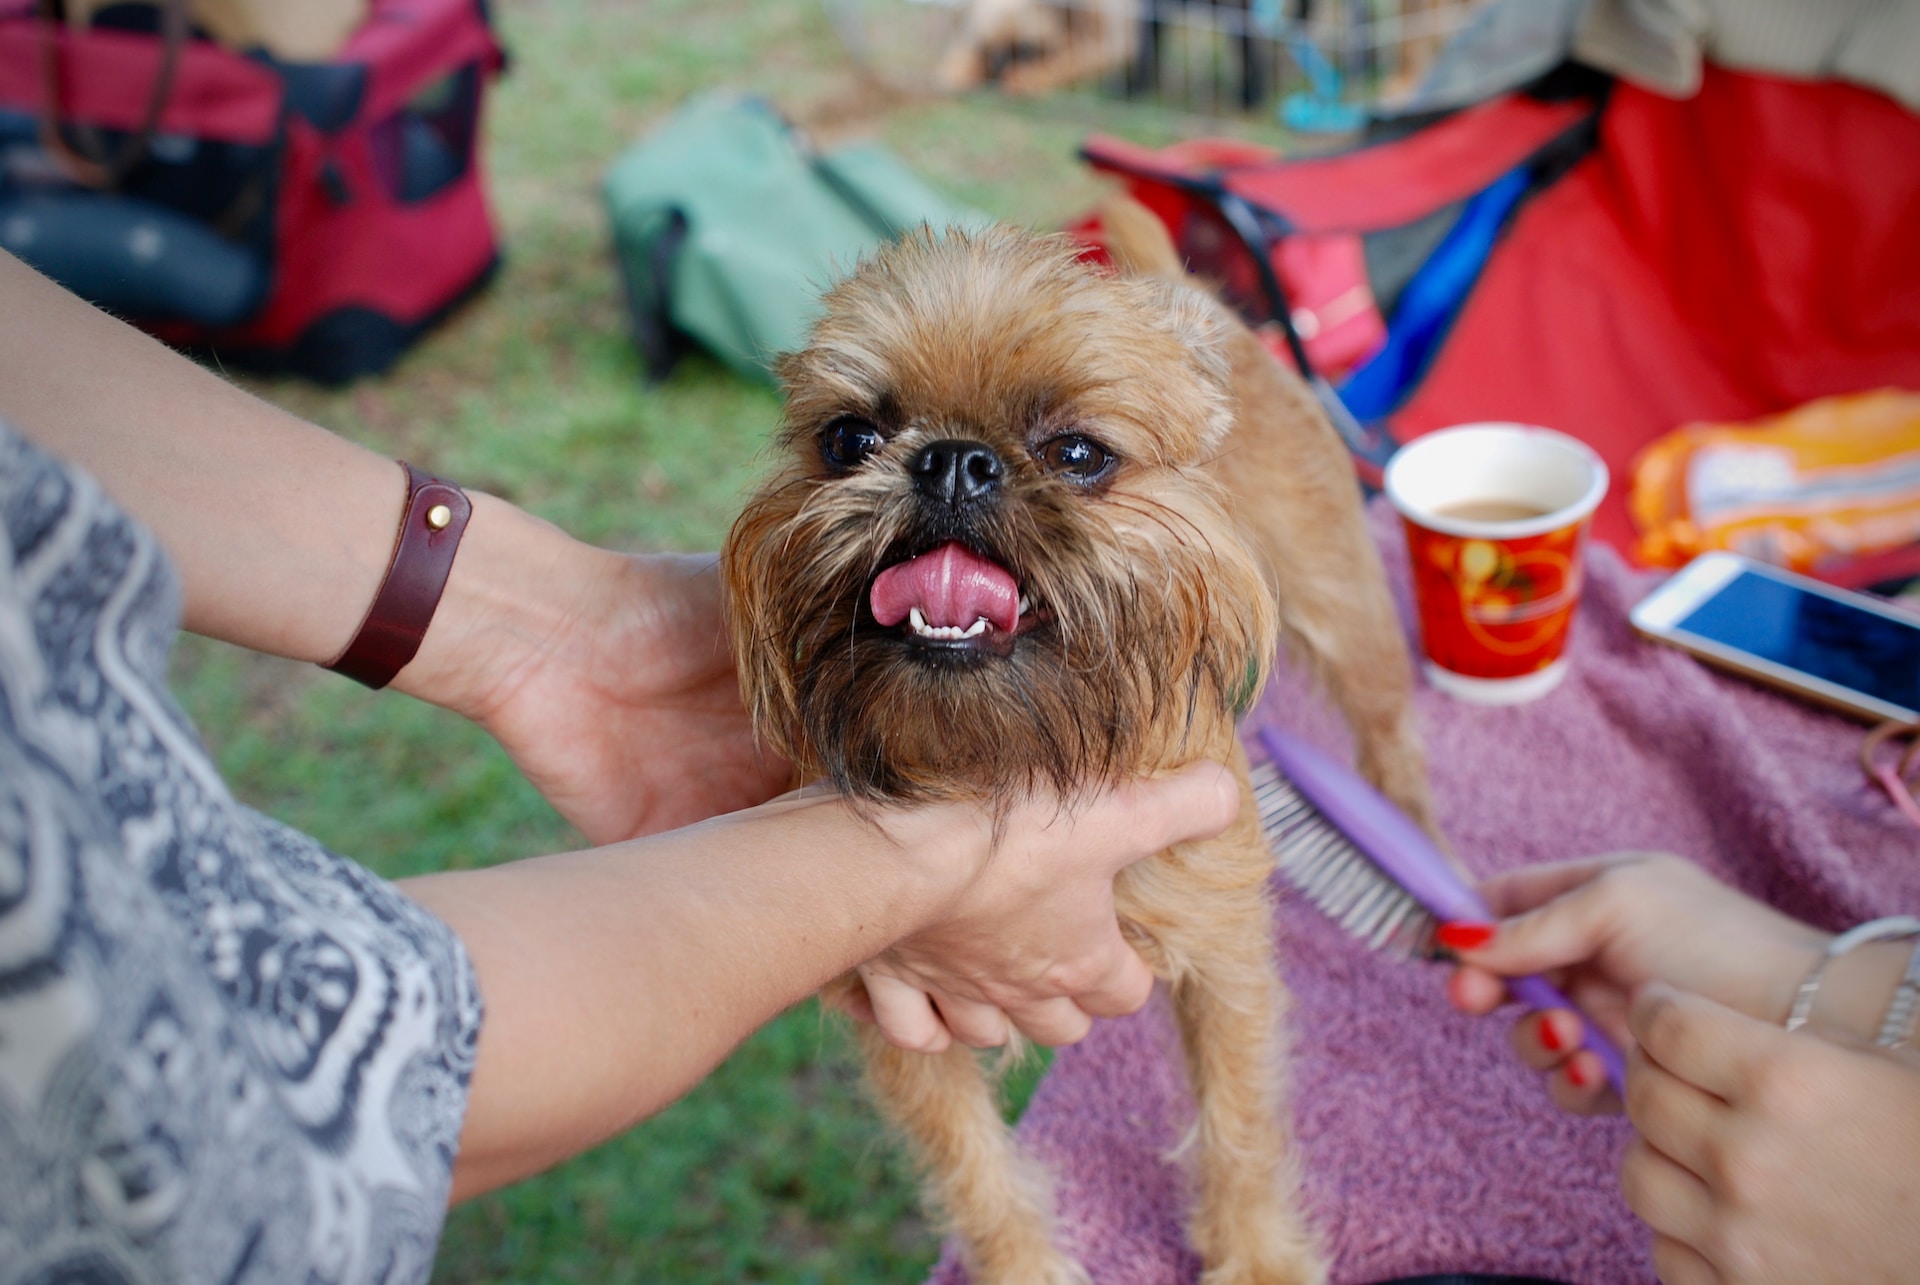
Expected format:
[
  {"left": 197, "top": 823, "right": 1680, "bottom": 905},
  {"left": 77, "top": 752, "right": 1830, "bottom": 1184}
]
[
  {"left": 1212, "top": 326, "right": 1436, "bottom": 836},
  {"left": 853, "top": 1022, "right": 1089, "bottom": 1285}
]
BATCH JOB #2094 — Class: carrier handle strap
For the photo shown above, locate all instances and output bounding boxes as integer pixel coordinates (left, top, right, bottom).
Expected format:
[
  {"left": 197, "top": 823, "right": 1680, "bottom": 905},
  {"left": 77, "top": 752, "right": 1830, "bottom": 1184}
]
[
  {"left": 1211, "top": 188, "right": 1398, "bottom": 472},
  {"left": 37, "top": 0, "right": 191, "bottom": 190}
]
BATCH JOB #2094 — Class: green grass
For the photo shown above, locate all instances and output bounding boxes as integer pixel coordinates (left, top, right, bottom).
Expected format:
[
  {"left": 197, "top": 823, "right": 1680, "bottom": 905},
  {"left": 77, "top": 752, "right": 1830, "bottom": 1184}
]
[{"left": 165, "top": 1, "right": 1291, "bottom": 1278}]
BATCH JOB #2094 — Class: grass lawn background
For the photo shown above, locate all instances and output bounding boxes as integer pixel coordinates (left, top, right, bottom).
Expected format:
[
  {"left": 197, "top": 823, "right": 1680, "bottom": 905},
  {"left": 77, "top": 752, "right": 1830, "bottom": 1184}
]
[{"left": 167, "top": 2, "right": 1294, "bottom": 1279}]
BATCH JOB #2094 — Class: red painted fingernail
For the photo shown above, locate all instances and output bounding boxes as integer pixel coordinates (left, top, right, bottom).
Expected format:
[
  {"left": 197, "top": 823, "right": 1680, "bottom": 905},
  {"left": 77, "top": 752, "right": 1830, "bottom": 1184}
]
[
  {"left": 1436, "top": 921, "right": 1496, "bottom": 951},
  {"left": 1538, "top": 1014, "right": 1565, "bottom": 1052},
  {"left": 1564, "top": 1058, "right": 1590, "bottom": 1089}
]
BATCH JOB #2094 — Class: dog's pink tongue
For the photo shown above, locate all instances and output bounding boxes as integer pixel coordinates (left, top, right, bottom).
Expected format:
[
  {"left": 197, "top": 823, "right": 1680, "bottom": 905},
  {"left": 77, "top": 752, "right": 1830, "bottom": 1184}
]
[{"left": 871, "top": 543, "right": 1021, "bottom": 633}]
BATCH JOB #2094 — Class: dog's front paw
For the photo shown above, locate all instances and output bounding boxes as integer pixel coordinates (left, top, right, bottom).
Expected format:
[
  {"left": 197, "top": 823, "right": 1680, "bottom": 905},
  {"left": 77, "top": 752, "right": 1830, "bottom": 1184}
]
[
  {"left": 970, "top": 1259, "right": 1092, "bottom": 1285},
  {"left": 968, "top": 1243, "right": 1092, "bottom": 1285},
  {"left": 1199, "top": 1262, "right": 1326, "bottom": 1285},
  {"left": 1194, "top": 1207, "right": 1328, "bottom": 1285},
  {"left": 1198, "top": 1244, "right": 1328, "bottom": 1285}
]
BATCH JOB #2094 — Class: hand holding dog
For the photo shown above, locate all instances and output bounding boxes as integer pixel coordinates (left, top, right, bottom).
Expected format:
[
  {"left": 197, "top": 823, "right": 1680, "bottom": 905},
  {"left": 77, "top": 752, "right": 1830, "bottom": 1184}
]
[
  {"left": 399, "top": 535, "right": 794, "bottom": 844},
  {"left": 844, "top": 762, "right": 1241, "bottom": 1052}
]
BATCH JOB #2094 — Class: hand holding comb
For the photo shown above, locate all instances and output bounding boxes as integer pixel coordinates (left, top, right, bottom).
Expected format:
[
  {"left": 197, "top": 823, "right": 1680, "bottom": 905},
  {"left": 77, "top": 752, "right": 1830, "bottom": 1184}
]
[{"left": 1252, "top": 723, "right": 1628, "bottom": 1096}]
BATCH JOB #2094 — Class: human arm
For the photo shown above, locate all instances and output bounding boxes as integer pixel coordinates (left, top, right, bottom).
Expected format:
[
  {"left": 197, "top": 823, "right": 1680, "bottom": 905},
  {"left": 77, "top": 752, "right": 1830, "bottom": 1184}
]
[
  {"left": 1438, "top": 853, "right": 1920, "bottom": 1111},
  {"left": 400, "top": 761, "right": 1238, "bottom": 1202},
  {"left": 0, "top": 248, "right": 789, "bottom": 840}
]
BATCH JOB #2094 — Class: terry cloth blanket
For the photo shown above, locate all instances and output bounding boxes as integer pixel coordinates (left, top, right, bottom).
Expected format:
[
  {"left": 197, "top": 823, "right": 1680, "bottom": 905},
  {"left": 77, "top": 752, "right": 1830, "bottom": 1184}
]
[{"left": 924, "top": 500, "right": 1920, "bottom": 1285}]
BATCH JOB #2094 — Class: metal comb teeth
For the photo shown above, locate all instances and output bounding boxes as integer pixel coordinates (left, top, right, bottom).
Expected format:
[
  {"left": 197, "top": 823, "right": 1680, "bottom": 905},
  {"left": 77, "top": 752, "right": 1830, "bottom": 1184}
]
[{"left": 1251, "top": 761, "right": 1437, "bottom": 957}]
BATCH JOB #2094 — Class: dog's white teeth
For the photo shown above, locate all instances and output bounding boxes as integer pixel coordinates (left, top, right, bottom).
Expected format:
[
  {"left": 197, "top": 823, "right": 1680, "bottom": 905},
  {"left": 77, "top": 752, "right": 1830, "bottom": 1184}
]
[
  {"left": 1017, "top": 595, "right": 1031, "bottom": 615},
  {"left": 906, "top": 608, "right": 993, "bottom": 641}
]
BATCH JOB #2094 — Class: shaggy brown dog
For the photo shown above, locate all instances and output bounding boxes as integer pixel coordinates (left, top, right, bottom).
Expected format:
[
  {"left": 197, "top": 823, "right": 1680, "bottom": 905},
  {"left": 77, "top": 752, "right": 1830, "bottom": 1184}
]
[{"left": 722, "top": 199, "right": 1431, "bottom": 1285}]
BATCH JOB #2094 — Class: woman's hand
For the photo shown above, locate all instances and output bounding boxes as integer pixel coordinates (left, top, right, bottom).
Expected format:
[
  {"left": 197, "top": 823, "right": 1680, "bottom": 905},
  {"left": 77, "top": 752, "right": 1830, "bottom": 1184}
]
[
  {"left": 470, "top": 552, "right": 789, "bottom": 844},
  {"left": 399, "top": 507, "right": 791, "bottom": 844},
  {"left": 1440, "top": 854, "right": 1827, "bottom": 1112},
  {"left": 841, "top": 762, "right": 1241, "bottom": 1053},
  {"left": 1622, "top": 983, "right": 1920, "bottom": 1285}
]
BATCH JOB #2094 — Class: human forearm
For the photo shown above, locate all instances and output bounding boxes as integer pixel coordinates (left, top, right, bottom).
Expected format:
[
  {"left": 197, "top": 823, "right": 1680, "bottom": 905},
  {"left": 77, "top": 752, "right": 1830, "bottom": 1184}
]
[
  {"left": 400, "top": 794, "right": 969, "bottom": 1202},
  {"left": 407, "top": 762, "right": 1240, "bottom": 1202},
  {"left": 0, "top": 249, "right": 410, "bottom": 658},
  {"left": 0, "top": 249, "right": 613, "bottom": 720},
  {"left": 0, "top": 253, "right": 801, "bottom": 845}
]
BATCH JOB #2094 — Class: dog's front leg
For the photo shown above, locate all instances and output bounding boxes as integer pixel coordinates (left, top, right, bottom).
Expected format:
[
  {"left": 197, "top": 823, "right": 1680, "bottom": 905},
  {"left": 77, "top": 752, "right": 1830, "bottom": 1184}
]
[
  {"left": 853, "top": 1021, "right": 1089, "bottom": 1285},
  {"left": 1164, "top": 877, "right": 1327, "bottom": 1285}
]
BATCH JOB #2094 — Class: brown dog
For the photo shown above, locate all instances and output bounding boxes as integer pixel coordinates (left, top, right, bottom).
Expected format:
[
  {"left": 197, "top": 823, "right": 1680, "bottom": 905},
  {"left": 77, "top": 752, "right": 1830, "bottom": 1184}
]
[{"left": 722, "top": 199, "right": 1431, "bottom": 1285}]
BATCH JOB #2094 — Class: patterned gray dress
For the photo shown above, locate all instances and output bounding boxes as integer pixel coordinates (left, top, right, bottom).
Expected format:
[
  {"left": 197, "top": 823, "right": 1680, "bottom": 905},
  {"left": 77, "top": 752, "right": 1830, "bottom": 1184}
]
[{"left": 0, "top": 424, "right": 484, "bottom": 1284}]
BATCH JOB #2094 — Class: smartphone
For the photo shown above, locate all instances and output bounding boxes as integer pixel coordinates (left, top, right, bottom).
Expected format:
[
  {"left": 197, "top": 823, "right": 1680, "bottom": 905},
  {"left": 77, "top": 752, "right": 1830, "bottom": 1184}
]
[{"left": 1629, "top": 551, "right": 1920, "bottom": 723}]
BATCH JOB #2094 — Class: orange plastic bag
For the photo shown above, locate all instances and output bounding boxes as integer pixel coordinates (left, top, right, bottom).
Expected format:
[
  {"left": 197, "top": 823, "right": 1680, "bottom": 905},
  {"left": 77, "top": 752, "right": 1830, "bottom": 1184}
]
[{"left": 1630, "top": 389, "right": 1920, "bottom": 573}]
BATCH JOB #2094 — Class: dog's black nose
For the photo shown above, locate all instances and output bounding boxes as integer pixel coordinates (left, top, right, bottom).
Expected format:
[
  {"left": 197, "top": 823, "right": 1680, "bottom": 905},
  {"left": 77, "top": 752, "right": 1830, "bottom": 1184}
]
[{"left": 910, "top": 439, "right": 1003, "bottom": 507}]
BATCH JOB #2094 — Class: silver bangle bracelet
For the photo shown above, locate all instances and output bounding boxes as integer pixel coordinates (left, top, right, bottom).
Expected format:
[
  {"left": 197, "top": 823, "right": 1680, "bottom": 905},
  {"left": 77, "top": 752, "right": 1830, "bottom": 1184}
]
[
  {"left": 1785, "top": 915, "right": 1920, "bottom": 1035},
  {"left": 1876, "top": 938, "right": 1920, "bottom": 1048}
]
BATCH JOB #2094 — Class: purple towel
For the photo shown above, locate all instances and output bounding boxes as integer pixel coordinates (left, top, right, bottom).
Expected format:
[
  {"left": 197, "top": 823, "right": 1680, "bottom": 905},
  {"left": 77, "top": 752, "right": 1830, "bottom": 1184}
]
[{"left": 927, "top": 500, "right": 1920, "bottom": 1285}]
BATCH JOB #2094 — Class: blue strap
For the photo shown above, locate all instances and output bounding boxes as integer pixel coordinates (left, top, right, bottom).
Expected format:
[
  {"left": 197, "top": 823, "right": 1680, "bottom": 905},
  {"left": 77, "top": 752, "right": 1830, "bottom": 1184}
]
[{"left": 1338, "top": 164, "right": 1535, "bottom": 421}]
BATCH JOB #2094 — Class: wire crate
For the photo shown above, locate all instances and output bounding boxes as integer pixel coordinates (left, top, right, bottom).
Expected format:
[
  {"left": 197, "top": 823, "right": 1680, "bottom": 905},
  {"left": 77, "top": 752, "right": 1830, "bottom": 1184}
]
[{"left": 828, "top": 0, "right": 1493, "bottom": 134}]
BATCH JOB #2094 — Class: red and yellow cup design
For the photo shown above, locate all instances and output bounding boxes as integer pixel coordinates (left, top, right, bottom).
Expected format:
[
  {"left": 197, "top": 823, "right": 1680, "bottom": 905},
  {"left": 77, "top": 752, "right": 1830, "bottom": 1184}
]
[{"left": 1385, "top": 424, "right": 1608, "bottom": 705}]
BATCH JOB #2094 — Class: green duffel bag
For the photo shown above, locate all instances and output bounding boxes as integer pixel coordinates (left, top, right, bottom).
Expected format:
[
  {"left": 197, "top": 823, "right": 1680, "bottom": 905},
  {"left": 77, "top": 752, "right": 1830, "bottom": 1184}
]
[{"left": 604, "top": 92, "right": 988, "bottom": 384}]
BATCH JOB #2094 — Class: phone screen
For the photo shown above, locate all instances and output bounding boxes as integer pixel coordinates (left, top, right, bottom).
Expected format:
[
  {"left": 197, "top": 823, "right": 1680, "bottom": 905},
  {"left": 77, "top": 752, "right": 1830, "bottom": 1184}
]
[{"left": 1677, "top": 571, "right": 1920, "bottom": 711}]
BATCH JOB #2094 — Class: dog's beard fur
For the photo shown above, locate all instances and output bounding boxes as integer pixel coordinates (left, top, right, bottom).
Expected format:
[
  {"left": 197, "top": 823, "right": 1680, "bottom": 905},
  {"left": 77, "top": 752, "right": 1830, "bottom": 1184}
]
[{"left": 723, "top": 224, "right": 1279, "bottom": 806}]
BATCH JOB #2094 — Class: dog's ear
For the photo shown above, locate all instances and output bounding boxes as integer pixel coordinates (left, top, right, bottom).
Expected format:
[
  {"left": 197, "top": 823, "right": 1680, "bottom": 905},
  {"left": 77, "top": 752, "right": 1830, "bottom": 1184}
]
[
  {"left": 1148, "top": 279, "right": 1236, "bottom": 454},
  {"left": 1098, "top": 195, "right": 1239, "bottom": 453}
]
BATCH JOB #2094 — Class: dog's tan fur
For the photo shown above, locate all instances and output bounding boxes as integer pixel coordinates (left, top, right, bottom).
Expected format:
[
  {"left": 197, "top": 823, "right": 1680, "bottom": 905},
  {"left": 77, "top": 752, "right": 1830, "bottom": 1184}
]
[
  {"left": 1098, "top": 199, "right": 1434, "bottom": 823},
  {"left": 722, "top": 198, "right": 1430, "bottom": 1285}
]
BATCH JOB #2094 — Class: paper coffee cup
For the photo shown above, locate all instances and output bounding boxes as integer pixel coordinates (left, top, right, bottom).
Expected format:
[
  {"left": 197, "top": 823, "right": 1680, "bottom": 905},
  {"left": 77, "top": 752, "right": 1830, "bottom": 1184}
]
[{"left": 1384, "top": 423, "right": 1608, "bottom": 705}]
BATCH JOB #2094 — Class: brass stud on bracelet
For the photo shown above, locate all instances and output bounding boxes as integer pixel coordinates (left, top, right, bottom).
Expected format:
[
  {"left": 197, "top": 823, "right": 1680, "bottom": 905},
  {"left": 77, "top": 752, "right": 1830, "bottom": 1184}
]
[{"left": 427, "top": 503, "right": 453, "bottom": 531}]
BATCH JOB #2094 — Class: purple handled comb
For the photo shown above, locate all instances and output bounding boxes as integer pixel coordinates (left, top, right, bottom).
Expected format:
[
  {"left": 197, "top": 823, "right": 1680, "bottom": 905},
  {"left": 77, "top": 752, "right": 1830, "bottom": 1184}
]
[{"left": 1251, "top": 723, "right": 1627, "bottom": 1095}]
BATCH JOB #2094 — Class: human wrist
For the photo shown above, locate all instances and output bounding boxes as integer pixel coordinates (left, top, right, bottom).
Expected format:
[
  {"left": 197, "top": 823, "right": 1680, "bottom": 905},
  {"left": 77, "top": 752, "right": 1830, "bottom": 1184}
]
[
  {"left": 868, "top": 798, "right": 999, "bottom": 934},
  {"left": 1784, "top": 917, "right": 1920, "bottom": 1048},
  {"left": 1800, "top": 938, "right": 1920, "bottom": 1047},
  {"left": 388, "top": 490, "right": 601, "bottom": 718},
  {"left": 1749, "top": 926, "right": 1834, "bottom": 1025},
  {"left": 703, "top": 793, "right": 986, "bottom": 957},
  {"left": 322, "top": 462, "right": 473, "bottom": 688}
]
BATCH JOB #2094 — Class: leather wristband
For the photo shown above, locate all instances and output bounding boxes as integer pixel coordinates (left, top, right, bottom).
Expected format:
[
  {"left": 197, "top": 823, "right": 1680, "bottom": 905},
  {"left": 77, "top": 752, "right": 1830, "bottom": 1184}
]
[{"left": 323, "top": 461, "right": 472, "bottom": 690}]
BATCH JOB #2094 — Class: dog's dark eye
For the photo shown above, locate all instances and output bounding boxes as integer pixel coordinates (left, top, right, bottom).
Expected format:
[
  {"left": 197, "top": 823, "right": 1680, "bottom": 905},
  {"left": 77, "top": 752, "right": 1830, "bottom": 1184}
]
[
  {"left": 819, "top": 418, "right": 884, "bottom": 472},
  {"left": 1037, "top": 433, "right": 1115, "bottom": 482}
]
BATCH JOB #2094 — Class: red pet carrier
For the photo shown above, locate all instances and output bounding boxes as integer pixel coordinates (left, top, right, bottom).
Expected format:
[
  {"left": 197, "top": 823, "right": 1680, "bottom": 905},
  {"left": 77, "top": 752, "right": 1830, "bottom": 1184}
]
[
  {"left": 1078, "top": 66, "right": 1920, "bottom": 571},
  {"left": 0, "top": 0, "right": 505, "bottom": 382}
]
